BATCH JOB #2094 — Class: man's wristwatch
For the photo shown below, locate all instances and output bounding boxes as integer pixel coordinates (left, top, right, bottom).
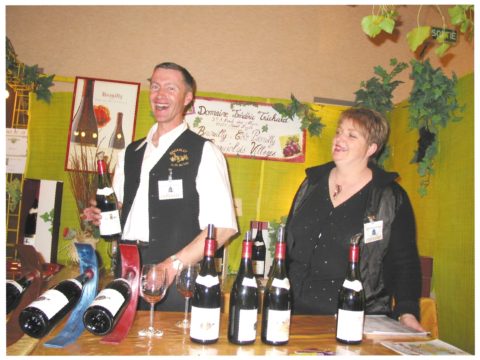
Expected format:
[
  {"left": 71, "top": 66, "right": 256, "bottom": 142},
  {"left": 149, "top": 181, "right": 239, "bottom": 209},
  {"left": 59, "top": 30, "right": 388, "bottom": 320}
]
[{"left": 170, "top": 254, "right": 184, "bottom": 271}]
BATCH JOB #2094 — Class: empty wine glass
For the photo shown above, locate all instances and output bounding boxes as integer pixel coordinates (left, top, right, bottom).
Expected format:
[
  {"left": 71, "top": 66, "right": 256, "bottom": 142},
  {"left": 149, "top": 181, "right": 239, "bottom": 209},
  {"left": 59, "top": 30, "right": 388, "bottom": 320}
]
[
  {"left": 175, "top": 264, "right": 198, "bottom": 329},
  {"left": 138, "top": 264, "right": 168, "bottom": 337},
  {"left": 106, "top": 240, "right": 118, "bottom": 275}
]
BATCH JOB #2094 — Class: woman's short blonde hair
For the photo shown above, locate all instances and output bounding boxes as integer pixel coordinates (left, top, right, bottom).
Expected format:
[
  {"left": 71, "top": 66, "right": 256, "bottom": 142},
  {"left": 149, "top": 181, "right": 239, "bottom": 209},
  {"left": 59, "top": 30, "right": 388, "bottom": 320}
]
[{"left": 338, "top": 108, "right": 389, "bottom": 158}]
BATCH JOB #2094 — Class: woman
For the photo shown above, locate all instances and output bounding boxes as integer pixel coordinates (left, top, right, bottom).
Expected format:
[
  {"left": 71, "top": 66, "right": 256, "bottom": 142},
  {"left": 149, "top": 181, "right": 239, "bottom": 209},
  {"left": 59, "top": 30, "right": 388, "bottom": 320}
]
[{"left": 285, "top": 108, "right": 424, "bottom": 331}]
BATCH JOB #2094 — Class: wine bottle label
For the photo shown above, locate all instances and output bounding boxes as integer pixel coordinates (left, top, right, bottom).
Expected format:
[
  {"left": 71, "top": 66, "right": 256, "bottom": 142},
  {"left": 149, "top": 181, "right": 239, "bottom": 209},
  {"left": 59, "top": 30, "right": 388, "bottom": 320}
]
[
  {"left": 272, "top": 277, "right": 290, "bottom": 290},
  {"left": 266, "top": 309, "right": 291, "bottom": 342},
  {"left": 7, "top": 280, "right": 23, "bottom": 292},
  {"left": 99, "top": 210, "right": 122, "bottom": 236},
  {"left": 28, "top": 289, "right": 68, "bottom": 319},
  {"left": 195, "top": 274, "right": 220, "bottom": 288},
  {"left": 252, "top": 260, "right": 265, "bottom": 275},
  {"left": 254, "top": 241, "right": 265, "bottom": 247},
  {"left": 342, "top": 279, "right": 363, "bottom": 292},
  {"left": 237, "top": 309, "right": 258, "bottom": 341},
  {"left": 24, "top": 236, "right": 35, "bottom": 246},
  {"left": 190, "top": 306, "right": 220, "bottom": 341},
  {"left": 90, "top": 288, "right": 125, "bottom": 316},
  {"left": 336, "top": 309, "right": 364, "bottom": 342},
  {"left": 97, "top": 187, "right": 114, "bottom": 196},
  {"left": 241, "top": 277, "right": 258, "bottom": 288}
]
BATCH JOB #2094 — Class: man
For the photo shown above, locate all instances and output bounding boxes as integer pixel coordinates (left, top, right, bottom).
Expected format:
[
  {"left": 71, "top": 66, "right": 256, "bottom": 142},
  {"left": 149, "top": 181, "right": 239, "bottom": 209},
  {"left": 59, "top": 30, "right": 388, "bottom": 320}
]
[{"left": 84, "top": 63, "right": 238, "bottom": 310}]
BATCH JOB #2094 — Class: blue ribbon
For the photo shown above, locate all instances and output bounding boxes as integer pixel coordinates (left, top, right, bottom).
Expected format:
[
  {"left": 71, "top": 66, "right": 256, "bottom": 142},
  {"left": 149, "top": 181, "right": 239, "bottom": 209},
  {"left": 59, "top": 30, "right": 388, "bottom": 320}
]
[{"left": 44, "top": 243, "right": 99, "bottom": 348}]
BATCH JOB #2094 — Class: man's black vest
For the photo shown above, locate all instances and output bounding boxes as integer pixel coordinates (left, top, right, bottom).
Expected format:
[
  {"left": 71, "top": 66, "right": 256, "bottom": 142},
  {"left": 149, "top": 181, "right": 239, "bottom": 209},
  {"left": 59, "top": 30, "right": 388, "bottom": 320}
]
[{"left": 121, "top": 129, "right": 207, "bottom": 310}]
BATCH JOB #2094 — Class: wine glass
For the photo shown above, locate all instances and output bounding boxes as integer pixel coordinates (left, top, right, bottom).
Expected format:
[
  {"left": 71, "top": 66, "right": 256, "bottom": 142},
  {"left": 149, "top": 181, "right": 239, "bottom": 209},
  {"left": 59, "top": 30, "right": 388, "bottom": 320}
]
[
  {"left": 175, "top": 264, "right": 198, "bottom": 329},
  {"left": 106, "top": 240, "right": 118, "bottom": 275},
  {"left": 138, "top": 264, "right": 168, "bottom": 337}
]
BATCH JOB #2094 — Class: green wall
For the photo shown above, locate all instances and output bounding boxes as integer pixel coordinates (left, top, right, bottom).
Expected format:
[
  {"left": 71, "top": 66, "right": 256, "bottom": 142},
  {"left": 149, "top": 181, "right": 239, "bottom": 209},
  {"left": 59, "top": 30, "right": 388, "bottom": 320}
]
[
  {"left": 386, "top": 73, "right": 474, "bottom": 353},
  {"left": 25, "top": 74, "right": 474, "bottom": 353}
]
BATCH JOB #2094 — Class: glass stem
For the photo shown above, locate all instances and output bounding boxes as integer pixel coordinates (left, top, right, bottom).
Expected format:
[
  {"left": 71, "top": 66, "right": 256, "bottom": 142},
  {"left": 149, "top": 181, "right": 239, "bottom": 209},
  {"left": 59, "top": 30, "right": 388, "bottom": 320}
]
[
  {"left": 184, "top": 298, "right": 189, "bottom": 322},
  {"left": 150, "top": 303, "right": 155, "bottom": 330}
]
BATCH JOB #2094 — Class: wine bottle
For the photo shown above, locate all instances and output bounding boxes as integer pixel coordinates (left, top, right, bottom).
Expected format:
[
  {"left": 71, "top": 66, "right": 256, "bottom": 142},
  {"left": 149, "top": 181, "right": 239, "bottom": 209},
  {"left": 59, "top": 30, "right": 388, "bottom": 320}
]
[
  {"left": 108, "top": 112, "right": 125, "bottom": 149},
  {"left": 6, "top": 271, "right": 37, "bottom": 314},
  {"left": 261, "top": 225, "right": 291, "bottom": 345},
  {"left": 70, "top": 78, "right": 98, "bottom": 146},
  {"left": 251, "top": 221, "right": 266, "bottom": 278},
  {"left": 19, "top": 269, "right": 94, "bottom": 339},
  {"left": 83, "top": 272, "right": 133, "bottom": 336},
  {"left": 228, "top": 230, "right": 259, "bottom": 345},
  {"left": 23, "top": 198, "right": 38, "bottom": 246},
  {"left": 96, "top": 156, "right": 122, "bottom": 241},
  {"left": 190, "top": 224, "right": 221, "bottom": 344},
  {"left": 336, "top": 233, "right": 365, "bottom": 345},
  {"left": 214, "top": 245, "right": 224, "bottom": 276}
]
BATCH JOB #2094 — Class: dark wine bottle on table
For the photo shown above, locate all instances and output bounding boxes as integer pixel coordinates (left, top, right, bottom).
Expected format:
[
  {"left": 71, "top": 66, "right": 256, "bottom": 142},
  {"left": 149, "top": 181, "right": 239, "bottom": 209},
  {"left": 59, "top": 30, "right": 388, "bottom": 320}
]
[
  {"left": 96, "top": 156, "right": 122, "bottom": 241},
  {"left": 251, "top": 221, "right": 266, "bottom": 278},
  {"left": 336, "top": 233, "right": 365, "bottom": 345},
  {"left": 23, "top": 198, "right": 38, "bottom": 246},
  {"left": 83, "top": 272, "right": 133, "bottom": 336},
  {"left": 228, "top": 230, "right": 258, "bottom": 345},
  {"left": 19, "top": 269, "right": 94, "bottom": 338},
  {"left": 261, "top": 225, "right": 291, "bottom": 345},
  {"left": 6, "top": 271, "right": 37, "bottom": 314},
  {"left": 190, "top": 224, "right": 221, "bottom": 344},
  {"left": 109, "top": 112, "right": 125, "bottom": 149},
  {"left": 70, "top": 78, "right": 98, "bottom": 146}
]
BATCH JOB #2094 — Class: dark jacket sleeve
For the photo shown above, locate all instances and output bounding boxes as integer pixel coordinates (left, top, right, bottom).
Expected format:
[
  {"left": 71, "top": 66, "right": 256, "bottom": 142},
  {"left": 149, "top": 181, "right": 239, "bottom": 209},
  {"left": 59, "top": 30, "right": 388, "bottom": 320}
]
[{"left": 383, "top": 186, "right": 422, "bottom": 320}]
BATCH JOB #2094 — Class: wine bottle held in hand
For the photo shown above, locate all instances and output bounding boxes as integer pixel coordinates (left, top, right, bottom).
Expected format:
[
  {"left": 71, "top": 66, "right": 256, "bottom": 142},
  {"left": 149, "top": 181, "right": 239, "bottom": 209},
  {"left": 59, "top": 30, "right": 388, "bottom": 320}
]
[
  {"left": 336, "top": 233, "right": 365, "bottom": 344},
  {"left": 228, "top": 230, "right": 259, "bottom": 345},
  {"left": 251, "top": 221, "right": 266, "bottom": 278},
  {"left": 190, "top": 224, "right": 221, "bottom": 344},
  {"left": 83, "top": 271, "right": 134, "bottom": 336},
  {"left": 95, "top": 154, "right": 122, "bottom": 241},
  {"left": 6, "top": 271, "right": 38, "bottom": 314},
  {"left": 261, "top": 225, "right": 292, "bottom": 345},
  {"left": 19, "top": 269, "right": 94, "bottom": 338}
]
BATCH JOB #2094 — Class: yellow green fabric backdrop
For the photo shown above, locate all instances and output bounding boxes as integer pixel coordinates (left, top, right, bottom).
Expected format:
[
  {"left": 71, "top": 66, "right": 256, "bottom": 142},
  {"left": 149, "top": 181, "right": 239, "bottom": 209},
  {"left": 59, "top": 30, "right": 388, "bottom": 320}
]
[{"left": 26, "top": 74, "right": 473, "bottom": 353}]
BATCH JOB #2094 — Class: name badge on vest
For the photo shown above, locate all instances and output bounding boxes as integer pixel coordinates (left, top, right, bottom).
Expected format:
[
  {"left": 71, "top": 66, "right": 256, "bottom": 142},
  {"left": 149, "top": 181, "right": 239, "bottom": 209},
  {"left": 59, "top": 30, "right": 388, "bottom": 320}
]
[
  {"left": 364, "top": 220, "right": 383, "bottom": 243},
  {"left": 158, "top": 179, "right": 183, "bottom": 200}
]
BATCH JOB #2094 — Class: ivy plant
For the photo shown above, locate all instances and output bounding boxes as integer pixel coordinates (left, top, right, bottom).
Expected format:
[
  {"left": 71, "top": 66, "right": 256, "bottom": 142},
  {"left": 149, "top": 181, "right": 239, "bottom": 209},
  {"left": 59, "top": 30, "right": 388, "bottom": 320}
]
[
  {"left": 272, "top": 94, "right": 325, "bottom": 137},
  {"left": 408, "top": 59, "right": 464, "bottom": 196},
  {"left": 6, "top": 37, "right": 55, "bottom": 103},
  {"left": 354, "top": 58, "right": 408, "bottom": 166}
]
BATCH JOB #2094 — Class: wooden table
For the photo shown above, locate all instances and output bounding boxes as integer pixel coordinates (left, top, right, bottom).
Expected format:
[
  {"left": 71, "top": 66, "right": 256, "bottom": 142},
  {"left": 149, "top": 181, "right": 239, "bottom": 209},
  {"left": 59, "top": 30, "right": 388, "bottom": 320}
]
[{"left": 11, "top": 311, "right": 432, "bottom": 355}]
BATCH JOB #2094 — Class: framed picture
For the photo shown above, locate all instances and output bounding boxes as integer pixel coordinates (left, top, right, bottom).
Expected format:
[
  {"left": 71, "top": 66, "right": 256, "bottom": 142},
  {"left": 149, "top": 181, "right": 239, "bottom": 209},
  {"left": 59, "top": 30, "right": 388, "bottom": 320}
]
[{"left": 65, "top": 76, "right": 140, "bottom": 173}]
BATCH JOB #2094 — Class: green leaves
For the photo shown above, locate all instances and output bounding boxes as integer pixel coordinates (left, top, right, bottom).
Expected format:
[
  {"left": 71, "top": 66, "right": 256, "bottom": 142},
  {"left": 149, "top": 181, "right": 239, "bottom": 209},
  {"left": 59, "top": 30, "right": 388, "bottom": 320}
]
[
  {"left": 406, "top": 26, "right": 431, "bottom": 52},
  {"left": 362, "top": 15, "right": 395, "bottom": 37},
  {"left": 449, "top": 5, "right": 474, "bottom": 37},
  {"left": 272, "top": 94, "right": 325, "bottom": 137},
  {"left": 408, "top": 59, "right": 464, "bottom": 196}
]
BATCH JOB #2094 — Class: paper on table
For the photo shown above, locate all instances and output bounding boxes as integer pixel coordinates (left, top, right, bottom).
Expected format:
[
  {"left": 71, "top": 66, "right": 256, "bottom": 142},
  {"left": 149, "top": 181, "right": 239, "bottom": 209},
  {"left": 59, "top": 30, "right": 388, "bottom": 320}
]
[
  {"left": 364, "top": 315, "right": 430, "bottom": 337},
  {"left": 380, "top": 339, "right": 470, "bottom": 355}
]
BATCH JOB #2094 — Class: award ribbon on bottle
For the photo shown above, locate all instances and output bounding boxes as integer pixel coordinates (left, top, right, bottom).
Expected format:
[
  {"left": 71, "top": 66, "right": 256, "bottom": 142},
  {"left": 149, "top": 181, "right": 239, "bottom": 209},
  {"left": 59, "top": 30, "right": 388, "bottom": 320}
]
[
  {"left": 44, "top": 243, "right": 99, "bottom": 348},
  {"left": 6, "top": 245, "right": 43, "bottom": 347},
  {"left": 101, "top": 243, "right": 140, "bottom": 344}
]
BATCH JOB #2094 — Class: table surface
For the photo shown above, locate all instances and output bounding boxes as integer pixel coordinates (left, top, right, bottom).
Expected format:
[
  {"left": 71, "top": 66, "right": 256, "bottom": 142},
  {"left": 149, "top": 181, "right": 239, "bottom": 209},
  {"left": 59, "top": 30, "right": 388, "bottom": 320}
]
[
  {"left": 12, "top": 311, "right": 435, "bottom": 355},
  {"left": 7, "top": 267, "right": 431, "bottom": 355}
]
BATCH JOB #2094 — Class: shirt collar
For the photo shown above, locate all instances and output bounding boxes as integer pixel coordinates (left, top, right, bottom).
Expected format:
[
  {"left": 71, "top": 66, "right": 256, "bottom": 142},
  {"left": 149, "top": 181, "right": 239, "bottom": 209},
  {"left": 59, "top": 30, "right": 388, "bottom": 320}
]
[{"left": 135, "top": 121, "right": 188, "bottom": 151}]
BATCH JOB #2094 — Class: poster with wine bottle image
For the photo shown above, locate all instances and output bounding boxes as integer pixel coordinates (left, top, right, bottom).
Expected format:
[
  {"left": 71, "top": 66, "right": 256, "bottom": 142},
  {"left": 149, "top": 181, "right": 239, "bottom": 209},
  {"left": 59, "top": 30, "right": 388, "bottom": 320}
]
[{"left": 65, "top": 77, "right": 140, "bottom": 173}]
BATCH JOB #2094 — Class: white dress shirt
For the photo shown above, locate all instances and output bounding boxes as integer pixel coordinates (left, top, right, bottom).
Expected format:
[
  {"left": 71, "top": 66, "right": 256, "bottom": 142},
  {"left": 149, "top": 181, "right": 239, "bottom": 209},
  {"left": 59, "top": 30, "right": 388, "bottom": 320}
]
[{"left": 113, "top": 121, "right": 238, "bottom": 243}]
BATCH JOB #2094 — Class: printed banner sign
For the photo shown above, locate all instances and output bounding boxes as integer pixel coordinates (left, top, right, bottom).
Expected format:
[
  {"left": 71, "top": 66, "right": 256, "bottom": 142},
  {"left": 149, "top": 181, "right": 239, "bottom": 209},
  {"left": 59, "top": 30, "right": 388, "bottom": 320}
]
[{"left": 185, "top": 97, "right": 305, "bottom": 162}]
